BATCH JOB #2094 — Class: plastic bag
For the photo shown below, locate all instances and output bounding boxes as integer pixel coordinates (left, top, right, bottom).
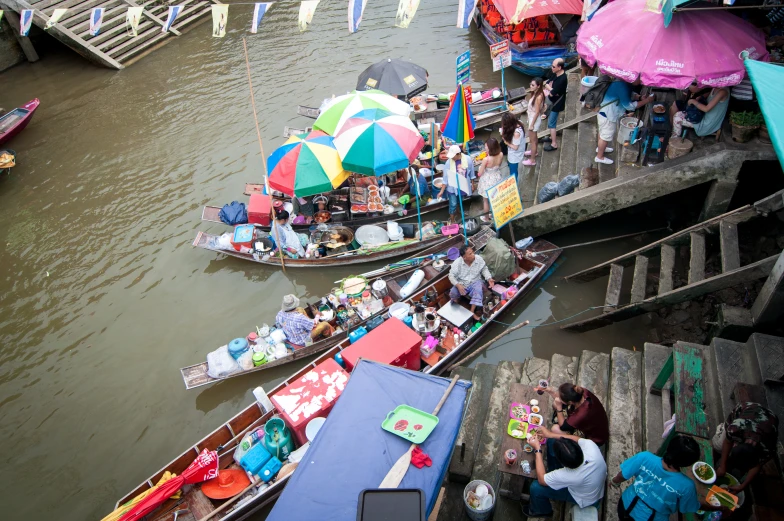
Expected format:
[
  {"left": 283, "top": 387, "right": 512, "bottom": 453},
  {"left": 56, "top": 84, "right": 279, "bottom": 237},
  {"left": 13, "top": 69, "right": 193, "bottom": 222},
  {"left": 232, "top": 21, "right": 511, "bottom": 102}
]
[
  {"left": 483, "top": 238, "right": 516, "bottom": 280},
  {"left": 537, "top": 182, "right": 559, "bottom": 204},
  {"left": 207, "top": 345, "right": 242, "bottom": 379},
  {"left": 219, "top": 201, "right": 248, "bottom": 225},
  {"left": 236, "top": 350, "right": 255, "bottom": 371},
  {"left": 557, "top": 175, "right": 580, "bottom": 197}
]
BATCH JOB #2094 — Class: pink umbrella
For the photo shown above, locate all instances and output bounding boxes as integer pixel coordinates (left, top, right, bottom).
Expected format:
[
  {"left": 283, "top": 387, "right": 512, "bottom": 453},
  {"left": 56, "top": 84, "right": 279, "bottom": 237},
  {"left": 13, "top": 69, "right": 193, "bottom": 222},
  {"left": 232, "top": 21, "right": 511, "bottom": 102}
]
[
  {"left": 492, "top": 0, "right": 583, "bottom": 24},
  {"left": 577, "top": 0, "right": 768, "bottom": 89}
]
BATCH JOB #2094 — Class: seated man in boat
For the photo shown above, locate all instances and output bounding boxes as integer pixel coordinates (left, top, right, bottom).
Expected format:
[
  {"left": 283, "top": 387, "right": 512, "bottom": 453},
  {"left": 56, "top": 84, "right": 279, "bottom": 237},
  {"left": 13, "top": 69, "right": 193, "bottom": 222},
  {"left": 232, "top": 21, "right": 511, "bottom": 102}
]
[
  {"left": 276, "top": 294, "right": 334, "bottom": 348},
  {"left": 448, "top": 245, "right": 494, "bottom": 320}
]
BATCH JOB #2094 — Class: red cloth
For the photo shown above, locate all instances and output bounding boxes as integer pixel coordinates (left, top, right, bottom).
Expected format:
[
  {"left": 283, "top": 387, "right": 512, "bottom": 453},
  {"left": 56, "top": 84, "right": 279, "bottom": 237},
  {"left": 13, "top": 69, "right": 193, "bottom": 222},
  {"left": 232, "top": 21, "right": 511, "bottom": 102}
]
[
  {"left": 411, "top": 447, "right": 432, "bottom": 469},
  {"left": 119, "top": 449, "right": 219, "bottom": 521}
]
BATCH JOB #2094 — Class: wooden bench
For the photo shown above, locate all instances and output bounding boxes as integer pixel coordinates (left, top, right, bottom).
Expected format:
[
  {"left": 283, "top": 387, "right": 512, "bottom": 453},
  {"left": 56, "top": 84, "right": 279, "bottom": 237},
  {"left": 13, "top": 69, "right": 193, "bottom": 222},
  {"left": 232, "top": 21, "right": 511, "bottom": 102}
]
[{"left": 651, "top": 343, "right": 715, "bottom": 455}]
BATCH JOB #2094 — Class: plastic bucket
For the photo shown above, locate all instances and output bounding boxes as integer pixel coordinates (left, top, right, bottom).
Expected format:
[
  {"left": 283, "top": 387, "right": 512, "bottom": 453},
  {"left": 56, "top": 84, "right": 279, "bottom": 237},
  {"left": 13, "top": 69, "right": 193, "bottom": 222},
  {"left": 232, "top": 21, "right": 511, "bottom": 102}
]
[
  {"left": 447, "top": 247, "right": 460, "bottom": 261},
  {"left": 618, "top": 117, "right": 642, "bottom": 145},
  {"left": 305, "top": 417, "right": 326, "bottom": 442},
  {"left": 463, "top": 480, "right": 495, "bottom": 521},
  {"left": 388, "top": 302, "right": 410, "bottom": 320},
  {"left": 580, "top": 76, "right": 598, "bottom": 96}
]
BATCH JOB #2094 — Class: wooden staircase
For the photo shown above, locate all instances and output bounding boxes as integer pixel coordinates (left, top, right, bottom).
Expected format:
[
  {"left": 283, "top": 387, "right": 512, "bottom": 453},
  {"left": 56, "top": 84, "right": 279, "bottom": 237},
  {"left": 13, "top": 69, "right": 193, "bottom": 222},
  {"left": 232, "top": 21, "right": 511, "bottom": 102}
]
[
  {"left": 559, "top": 189, "right": 784, "bottom": 332},
  {"left": 0, "top": 0, "right": 219, "bottom": 69}
]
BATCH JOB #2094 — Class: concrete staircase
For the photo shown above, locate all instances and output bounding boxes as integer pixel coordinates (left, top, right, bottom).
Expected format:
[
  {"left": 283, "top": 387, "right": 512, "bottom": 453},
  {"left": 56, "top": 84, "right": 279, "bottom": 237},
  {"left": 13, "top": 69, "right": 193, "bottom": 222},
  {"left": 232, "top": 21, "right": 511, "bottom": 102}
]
[
  {"left": 560, "top": 190, "right": 784, "bottom": 333},
  {"left": 0, "top": 0, "right": 218, "bottom": 68},
  {"left": 433, "top": 332, "right": 784, "bottom": 521},
  {"left": 519, "top": 72, "right": 616, "bottom": 209}
]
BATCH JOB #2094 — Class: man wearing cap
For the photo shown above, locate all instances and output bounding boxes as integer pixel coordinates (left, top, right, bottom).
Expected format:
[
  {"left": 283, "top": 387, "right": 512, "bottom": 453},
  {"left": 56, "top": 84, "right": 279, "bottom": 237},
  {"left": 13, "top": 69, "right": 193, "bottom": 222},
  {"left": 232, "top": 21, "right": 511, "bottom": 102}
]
[
  {"left": 275, "top": 294, "right": 334, "bottom": 348},
  {"left": 449, "top": 245, "right": 494, "bottom": 320},
  {"left": 436, "top": 145, "right": 475, "bottom": 224}
]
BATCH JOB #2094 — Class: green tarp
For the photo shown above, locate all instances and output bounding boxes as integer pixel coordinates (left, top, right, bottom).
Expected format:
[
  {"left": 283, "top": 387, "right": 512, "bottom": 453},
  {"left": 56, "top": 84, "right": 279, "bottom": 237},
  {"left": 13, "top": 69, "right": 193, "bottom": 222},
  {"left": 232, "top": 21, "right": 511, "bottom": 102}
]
[{"left": 745, "top": 60, "right": 784, "bottom": 171}]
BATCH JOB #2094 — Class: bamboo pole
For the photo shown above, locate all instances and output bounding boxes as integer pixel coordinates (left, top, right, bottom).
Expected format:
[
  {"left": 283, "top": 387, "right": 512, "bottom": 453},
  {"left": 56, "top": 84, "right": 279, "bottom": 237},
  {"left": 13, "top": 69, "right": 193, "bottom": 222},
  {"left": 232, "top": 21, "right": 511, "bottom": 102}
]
[{"left": 242, "top": 37, "right": 286, "bottom": 272}]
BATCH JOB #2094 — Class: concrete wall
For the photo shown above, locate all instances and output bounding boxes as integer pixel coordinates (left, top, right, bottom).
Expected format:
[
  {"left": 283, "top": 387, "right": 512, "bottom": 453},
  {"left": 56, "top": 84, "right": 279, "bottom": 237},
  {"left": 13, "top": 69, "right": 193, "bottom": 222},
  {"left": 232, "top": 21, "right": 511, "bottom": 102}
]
[
  {"left": 0, "top": 17, "right": 25, "bottom": 72},
  {"left": 512, "top": 143, "right": 778, "bottom": 237}
]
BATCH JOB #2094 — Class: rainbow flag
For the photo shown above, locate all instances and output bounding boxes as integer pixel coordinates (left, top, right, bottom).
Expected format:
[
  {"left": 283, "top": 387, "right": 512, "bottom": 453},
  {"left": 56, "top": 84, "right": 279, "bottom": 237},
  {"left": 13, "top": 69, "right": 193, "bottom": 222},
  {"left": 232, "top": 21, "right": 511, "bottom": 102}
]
[{"left": 441, "top": 83, "right": 475, "bottom": 144}]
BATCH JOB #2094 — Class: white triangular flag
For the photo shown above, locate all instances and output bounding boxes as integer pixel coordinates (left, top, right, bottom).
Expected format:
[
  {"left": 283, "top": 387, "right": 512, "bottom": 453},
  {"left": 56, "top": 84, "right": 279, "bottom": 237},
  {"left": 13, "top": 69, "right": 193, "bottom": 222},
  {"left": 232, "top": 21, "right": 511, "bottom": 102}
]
[
  {"left": 395, "top": 0, "right": 420, "bottom": 28},
  {"left": 89, "top": 8, "right": 104, "bottom": 36},
  {"left": 45, "top": 8, "right": 67, "bottom": 29},
  {"left": 20, "top": 9, "right": 34, "bottom": 36},
  {"left": 212, "top": 4, "right": 228, "bottom": 37},
  {"left": 251, "top": 3, "right": 272, "bottom": 34},
  {"left": 126, "top": 7, "right": 143, "bottom": 37},
  {"left": 162, "top": 5, "right": 182, "bottom": 33},
  {"left": 0, "top": 11, "right": 4, "bottom": 25},
  {"left": 298, "top": 0, "right": 320, "bottom": 32}
]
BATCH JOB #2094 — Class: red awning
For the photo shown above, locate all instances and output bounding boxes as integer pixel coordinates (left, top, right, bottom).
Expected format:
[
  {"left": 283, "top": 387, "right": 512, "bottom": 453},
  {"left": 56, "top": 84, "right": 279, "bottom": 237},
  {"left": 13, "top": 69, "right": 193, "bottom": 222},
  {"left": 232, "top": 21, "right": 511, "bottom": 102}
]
[{"left": 491, "top": 0, "right": 584, "bottom": 24}]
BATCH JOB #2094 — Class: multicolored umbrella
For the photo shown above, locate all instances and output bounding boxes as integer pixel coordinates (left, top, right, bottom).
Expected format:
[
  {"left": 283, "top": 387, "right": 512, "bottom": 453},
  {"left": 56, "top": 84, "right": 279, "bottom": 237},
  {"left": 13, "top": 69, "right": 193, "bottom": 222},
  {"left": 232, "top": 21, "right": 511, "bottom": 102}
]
[
  {"left": 333, "top": 108, "right": 424, "bottom": 176},
  {"left": 492, "top": 0, "right": 583, "bottom": 25},
  {"left": 576, "top": 0, "right": 768, "bottom": 89},
  {"left": 313, "top": 89, "right": 412, "bottom": 135},
  {"left": 267, "top": 130, "right": 349, "bottom": 197},
  {"left": 441, "top": 83, "right": 475, "bottom": 144}
]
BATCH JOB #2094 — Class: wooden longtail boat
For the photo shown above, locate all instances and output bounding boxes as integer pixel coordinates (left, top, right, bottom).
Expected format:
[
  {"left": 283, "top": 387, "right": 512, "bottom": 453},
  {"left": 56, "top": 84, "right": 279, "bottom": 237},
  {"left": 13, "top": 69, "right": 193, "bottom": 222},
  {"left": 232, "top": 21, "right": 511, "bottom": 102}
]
[
  {"left": 192, "top": 230, "right": 458, "bottom": 268},
  {"left": 0, "top": 99, "right": 39, "bottom": 145},
  {"left": 111, "top": 238, "right": 560, "bottom": 521},
  {"left": 179, "top": 231, "right": 490, "bottom": 390}
]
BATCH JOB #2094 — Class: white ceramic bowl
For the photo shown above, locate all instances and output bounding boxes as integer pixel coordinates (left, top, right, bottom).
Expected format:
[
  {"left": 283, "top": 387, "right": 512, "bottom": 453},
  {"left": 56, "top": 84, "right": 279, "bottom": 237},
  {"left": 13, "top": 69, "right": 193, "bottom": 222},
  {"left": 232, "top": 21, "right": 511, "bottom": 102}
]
[{"left": 692, "top": 461, "right": 716, "bottom": 484}]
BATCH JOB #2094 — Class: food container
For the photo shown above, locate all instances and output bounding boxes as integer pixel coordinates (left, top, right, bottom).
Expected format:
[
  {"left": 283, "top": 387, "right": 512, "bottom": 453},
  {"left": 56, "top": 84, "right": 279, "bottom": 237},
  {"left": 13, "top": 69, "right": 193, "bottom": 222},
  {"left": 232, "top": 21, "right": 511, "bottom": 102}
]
[
  {"left": 504, "top": 449, "right": 517, "bottom": 465},
  {"left": 507, "top": 419, "right": 528, "bottom": 439},
  {"left": 441, "top": 224, "right": 460, "bottom": 236},
  {"left": 692, "top": 461, "right": 716, "bottom": 484},
  {"left": 509, "top": 402, "right": 530, "bottom": 420},
  {"left": 527, "top": 413, "right": 544, "bottom": 427},
  {"left": 388, "top": 302, "right": 410, "bottom": 320},
  {"left": 371, "top": 279, "right": 388, "bottom": 298}
]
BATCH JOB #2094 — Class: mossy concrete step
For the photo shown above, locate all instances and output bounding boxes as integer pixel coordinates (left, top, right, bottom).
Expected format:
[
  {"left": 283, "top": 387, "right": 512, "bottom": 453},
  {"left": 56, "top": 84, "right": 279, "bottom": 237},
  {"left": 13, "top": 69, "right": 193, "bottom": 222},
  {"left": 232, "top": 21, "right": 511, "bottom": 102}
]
[
  {"left": 577, "top": 350, "right": 610, "bottom": 405},
  {"left": 708, "top": 337, "right": 759, "bottom": 422},
  {"left": 606, "top": 347, "right": 643, "bottom": 521},
  {"left": 642, "top": 343, "right": 672, "bottom": 453},
  {"left": 558, "top": 128, "right": 579, "bottom": 183},
  {"left": 550, "top": 353, "right": 579, "bottom": 390},
  {"left": 449, "top": 363, "right": 498, "bottom": 483}
]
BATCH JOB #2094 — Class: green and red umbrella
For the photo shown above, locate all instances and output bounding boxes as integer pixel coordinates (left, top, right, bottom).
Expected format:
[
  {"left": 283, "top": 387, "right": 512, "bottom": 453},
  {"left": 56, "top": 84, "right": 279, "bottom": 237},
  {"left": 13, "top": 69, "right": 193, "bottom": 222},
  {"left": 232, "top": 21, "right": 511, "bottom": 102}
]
[{"left": 267, "top": 130, "right": 349, "bottom": 197}]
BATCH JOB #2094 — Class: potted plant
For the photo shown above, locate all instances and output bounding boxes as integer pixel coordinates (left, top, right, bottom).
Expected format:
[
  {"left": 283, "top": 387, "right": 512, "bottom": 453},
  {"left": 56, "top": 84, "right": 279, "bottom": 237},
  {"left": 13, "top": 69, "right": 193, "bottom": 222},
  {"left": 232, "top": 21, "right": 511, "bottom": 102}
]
[{"left": 730, "top": 111, "right": 761, "bottom": 143}]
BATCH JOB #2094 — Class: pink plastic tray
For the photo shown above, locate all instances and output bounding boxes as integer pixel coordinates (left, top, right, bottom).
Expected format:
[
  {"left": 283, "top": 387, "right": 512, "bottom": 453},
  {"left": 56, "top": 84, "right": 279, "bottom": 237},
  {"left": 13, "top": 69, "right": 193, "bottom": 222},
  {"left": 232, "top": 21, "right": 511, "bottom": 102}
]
[{"left": 509, "top": 402, "right": 530, "bottom": 421}]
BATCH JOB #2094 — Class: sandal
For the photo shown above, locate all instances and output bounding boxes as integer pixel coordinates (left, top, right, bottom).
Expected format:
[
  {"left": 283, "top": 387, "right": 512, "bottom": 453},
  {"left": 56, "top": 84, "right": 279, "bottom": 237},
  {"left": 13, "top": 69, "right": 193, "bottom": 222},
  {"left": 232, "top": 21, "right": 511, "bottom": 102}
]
[
  {"left": 543, "top": 144, "right": 558, "bottom": 152},
  {"left": 524, "top": 150, "right": 532, "bottom": 157},
  {"left": 522, "top": 159, "right": 536, "bottom": 166}
]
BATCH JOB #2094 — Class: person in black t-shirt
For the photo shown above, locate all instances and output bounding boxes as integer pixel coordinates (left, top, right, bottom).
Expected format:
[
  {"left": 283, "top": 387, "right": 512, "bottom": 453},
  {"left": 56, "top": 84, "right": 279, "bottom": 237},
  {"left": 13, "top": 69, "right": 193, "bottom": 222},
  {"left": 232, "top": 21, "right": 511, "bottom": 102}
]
[{"left": 543, "top": 58, "right": 567, "bottom": 151}]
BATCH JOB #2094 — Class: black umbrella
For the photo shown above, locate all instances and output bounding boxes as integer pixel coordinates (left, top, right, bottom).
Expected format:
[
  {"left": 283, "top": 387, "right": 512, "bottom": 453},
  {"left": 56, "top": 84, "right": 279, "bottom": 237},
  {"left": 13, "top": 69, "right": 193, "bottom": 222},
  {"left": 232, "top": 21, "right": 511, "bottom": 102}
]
[{"left": 356, "top": 59, "right": 428, "bottom": 100}]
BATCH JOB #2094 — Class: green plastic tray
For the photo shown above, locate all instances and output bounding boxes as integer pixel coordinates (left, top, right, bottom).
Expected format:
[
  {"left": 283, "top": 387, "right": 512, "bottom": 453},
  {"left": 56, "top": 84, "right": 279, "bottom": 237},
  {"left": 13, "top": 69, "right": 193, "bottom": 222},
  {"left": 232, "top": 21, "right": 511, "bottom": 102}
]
[
  {"left": 382, "top": 405, "right": 439, "bottom": 444},
  {"left": 507, "top": 419, "right": 529, "bottom": 439}
]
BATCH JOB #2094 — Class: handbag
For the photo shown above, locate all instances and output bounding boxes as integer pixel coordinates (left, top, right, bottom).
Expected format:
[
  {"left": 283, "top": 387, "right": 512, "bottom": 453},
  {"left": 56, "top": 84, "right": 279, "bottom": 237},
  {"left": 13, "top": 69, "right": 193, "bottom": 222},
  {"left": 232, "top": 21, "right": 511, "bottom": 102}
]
[{"left": 685, "top": 96, "right": 707, "bottom": 123}]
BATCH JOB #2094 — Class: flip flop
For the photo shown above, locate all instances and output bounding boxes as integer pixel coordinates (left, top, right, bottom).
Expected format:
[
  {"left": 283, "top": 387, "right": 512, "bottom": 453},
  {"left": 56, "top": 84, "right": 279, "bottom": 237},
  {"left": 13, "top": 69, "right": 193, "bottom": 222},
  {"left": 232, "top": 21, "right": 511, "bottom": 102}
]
[{"left": 544, "top": 144, "right": 558, "bottom": 152}]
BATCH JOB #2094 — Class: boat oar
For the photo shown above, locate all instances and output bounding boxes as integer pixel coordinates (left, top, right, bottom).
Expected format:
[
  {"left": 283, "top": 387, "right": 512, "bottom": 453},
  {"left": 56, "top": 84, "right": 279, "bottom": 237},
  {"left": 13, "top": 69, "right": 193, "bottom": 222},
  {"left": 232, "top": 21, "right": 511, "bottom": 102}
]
[{"left": 379, "top": 374, "right": 460, "bottom": 488}]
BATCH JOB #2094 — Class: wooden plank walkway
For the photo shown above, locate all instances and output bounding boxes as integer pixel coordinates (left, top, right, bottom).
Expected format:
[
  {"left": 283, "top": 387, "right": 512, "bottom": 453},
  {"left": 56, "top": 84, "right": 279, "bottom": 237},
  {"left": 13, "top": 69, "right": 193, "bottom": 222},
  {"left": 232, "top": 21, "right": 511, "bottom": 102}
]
[{"left": 0, "top": 0, "right": 219, "bottom": 69}]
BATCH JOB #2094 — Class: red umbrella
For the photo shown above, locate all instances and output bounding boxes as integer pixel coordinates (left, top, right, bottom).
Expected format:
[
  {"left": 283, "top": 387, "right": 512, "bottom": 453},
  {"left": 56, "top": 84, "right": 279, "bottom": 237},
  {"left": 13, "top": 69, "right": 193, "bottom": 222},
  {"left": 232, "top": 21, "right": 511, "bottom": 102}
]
[
  {"left": 492, "top": 0, "right": 583, "bottom": 24},
  {"left": 119, "top": 450, "right": 219, "bottom": 521}
]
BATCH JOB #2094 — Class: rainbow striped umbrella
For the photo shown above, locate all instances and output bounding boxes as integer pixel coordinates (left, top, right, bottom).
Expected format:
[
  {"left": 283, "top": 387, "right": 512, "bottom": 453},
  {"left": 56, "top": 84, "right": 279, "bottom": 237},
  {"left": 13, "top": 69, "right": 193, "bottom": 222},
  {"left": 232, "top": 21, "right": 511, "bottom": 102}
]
[
  {"left": 313, "top": 90, "right": 412, "bottom": 136},
  {"left": 333, "top": 108, "right": 424, "bottom": 176},
  {"left": 267, "top": 130, "right": 349, "bottom": 197},
  {"left": 441, "top": 83, "right": 475, "bottom": 144}
]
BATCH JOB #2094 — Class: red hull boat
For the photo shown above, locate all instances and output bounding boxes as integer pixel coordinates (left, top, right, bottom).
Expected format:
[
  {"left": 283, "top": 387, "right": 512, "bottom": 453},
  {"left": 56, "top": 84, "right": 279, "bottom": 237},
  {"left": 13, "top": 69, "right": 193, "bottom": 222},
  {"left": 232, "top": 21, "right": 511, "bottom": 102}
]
[{"left": 0, "top": 99, "right": 40, "bottom": 145}]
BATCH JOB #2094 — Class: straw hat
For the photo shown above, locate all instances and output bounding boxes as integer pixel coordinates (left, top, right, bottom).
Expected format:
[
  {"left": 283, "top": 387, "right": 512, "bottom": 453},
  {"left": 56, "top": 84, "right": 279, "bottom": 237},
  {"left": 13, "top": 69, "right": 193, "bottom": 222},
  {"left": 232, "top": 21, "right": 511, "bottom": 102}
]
[
  {"left": 281, "top": 294, "right": 300, "bottom": 311},
  {"left": 201, "top": 469, "right": 251, "bottom": 500}
]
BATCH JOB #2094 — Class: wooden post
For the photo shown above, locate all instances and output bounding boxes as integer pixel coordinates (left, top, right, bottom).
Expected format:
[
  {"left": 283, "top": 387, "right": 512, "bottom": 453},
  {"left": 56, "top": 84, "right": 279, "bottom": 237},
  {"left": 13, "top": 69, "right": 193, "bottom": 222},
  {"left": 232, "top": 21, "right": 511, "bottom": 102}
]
[{"left": 2, "top": 9, "right": 39, "bottom": 63}]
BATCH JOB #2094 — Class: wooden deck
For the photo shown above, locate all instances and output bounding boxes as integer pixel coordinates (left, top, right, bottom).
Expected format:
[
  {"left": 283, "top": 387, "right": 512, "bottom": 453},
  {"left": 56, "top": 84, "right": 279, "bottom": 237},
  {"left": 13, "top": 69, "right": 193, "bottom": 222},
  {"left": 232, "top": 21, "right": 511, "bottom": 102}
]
[{"left": 1, "top": 0, "right": 219, "bottom": 69}]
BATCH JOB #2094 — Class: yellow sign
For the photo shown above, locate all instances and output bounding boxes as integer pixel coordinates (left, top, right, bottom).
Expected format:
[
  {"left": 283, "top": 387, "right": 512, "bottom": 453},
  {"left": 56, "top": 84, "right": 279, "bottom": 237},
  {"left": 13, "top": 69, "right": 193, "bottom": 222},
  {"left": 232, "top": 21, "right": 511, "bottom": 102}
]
[
  {"left": 365, "top": 78, "right": 378, "bottom": 88},
  {"left": 487, "top": 175, "right": 523, "bottom": 229}
]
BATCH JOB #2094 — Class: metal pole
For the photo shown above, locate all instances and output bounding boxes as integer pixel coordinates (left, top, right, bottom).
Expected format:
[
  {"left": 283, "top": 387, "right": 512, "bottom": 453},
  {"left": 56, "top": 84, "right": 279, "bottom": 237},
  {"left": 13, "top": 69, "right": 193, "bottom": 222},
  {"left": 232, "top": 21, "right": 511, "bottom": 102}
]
[
  {"left": 501, "top": 62, "right": 507, "bottom": 108},
  {"left": 414, "top": 166, "right": 423, "bottom": 241},
  {"left": 456, "top": 166, "right": 467, "bottom": 245}
]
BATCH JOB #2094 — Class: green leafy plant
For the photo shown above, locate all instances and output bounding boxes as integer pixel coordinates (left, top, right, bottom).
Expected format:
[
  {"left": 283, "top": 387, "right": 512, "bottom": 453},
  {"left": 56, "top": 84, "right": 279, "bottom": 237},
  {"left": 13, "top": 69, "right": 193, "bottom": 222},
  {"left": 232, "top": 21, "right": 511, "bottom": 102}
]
[{"left": 730, "top": 111, "right": 763, "bottom": 127}]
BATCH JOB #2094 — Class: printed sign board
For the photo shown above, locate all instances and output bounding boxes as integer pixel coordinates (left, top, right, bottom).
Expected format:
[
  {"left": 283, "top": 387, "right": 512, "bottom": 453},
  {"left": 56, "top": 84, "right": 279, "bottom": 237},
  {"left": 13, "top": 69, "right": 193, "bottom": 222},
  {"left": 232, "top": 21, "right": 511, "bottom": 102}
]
[
  {"left": 456, "top": 50, "right": 470, "bottom": 85},
  {"left": 490, "top": 40, "right": 511, "bottom": 72},
  {"left": 487, "top": 175, "right": 523, "bottom": 229}
]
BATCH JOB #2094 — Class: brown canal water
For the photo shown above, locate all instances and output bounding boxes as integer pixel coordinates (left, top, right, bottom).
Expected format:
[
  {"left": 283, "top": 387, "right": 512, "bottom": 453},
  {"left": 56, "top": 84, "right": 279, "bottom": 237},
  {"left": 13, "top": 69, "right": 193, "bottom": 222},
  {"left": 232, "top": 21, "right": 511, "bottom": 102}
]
[{"left": 0, "top": 2, "right": 660, "bottom": 519}]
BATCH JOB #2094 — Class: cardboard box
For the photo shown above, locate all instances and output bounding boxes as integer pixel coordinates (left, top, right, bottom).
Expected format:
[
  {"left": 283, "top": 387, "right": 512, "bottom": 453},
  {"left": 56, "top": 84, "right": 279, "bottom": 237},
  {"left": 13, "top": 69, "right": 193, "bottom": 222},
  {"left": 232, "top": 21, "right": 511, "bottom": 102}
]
[{"left": 340, "top": 317, "right": 422, "bottom": 372}]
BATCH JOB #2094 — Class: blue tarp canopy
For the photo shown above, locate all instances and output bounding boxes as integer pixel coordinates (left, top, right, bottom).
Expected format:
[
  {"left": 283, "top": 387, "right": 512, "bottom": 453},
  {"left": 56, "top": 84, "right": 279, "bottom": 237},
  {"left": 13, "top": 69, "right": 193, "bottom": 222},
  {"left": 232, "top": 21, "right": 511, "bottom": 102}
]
[
  {"left": 267, "top": 360, "right": 471, "bottom": 521},
  {"left": 746, "top": 60, "right": 784, "bottom": 172}
]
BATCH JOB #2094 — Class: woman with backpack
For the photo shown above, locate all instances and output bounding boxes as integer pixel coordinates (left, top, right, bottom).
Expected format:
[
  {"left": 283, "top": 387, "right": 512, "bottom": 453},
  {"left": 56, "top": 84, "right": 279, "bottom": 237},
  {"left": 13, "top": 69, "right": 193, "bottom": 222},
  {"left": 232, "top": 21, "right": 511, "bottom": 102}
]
[
  {"left": 523, "top": 77, "right": 546, "bottom": 167},
  {"left": 500, "top": 113, "right": 525, "bottom": 182}
]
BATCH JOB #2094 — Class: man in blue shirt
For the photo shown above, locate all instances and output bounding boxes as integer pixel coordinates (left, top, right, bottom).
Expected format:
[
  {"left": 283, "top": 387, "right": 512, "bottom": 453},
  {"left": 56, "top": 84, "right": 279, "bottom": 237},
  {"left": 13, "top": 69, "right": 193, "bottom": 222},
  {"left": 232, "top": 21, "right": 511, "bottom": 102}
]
[
  {"left": 611, "top": 435, "right": 726, "bottom": 521},
  {"left": 596, "top": 81, "right": 654, "bottom": 165},
  {"left": 436, "top": 145, "right": 476, "bottom": 224}
]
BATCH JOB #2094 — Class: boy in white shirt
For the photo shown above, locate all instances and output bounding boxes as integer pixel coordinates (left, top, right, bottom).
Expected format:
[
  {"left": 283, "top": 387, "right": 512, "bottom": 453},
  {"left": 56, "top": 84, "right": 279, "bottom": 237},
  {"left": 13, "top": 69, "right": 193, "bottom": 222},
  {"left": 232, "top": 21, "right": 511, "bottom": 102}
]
[{"left": 523, "top": 428, "right": 607, "bottom": 517}]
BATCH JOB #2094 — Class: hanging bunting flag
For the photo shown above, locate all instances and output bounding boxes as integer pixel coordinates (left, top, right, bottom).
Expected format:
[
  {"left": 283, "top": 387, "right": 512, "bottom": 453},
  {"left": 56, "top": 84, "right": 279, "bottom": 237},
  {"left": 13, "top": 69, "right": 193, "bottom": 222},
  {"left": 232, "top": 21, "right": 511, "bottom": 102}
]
[
  {"left": 162, "top": 5, "right": 182, "bottom": 33},
  {"left": 126, "top": 7, "right": 143, "bottom": 37},
  {"left": 347, "top": 0, "right": 367, "bottom": 33},
  {"left": 45, "top": 8, "right": 67, "bottom": 29},
  {"left": 0, "top": 11, "right": 4, "bottom": 25},
  {"left": 298, "top": 0, "right": 319, "bottom": 32},
  {"left": 251, "top": 3, "right": 272, "bottom": 33},
  {"left": 395, "top": 0, "right": 420, "bottom": 28},
  {"left": 456, "top": 0, "right": 477, "bottom": 29},
  {"left": 89, "top": 8, "right": 104, "bottom": 36},
  {"left": 20, "top": 9, "right": 34, "bottom": 36},
  {"left": 212, "top": 4, "right": 228, "bottom": 37}
]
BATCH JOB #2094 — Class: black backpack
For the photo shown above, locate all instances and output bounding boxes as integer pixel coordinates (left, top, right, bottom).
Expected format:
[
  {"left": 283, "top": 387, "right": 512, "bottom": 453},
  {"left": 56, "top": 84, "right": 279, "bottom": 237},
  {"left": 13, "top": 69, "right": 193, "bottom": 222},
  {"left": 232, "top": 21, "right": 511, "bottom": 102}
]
[{"left": 580, "top": 75, "right": 614, "bottom": 111}]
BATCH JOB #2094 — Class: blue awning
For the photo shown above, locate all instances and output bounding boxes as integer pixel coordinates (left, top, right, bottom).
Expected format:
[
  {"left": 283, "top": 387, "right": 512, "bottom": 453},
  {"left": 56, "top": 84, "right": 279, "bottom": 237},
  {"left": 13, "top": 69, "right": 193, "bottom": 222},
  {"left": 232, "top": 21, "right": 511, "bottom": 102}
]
[
  {"left": 266, "top": 360, "right": 471, "bottom": 521},
  {"left": 745, "top": 60, "right": 784, "bottom": 171}
]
